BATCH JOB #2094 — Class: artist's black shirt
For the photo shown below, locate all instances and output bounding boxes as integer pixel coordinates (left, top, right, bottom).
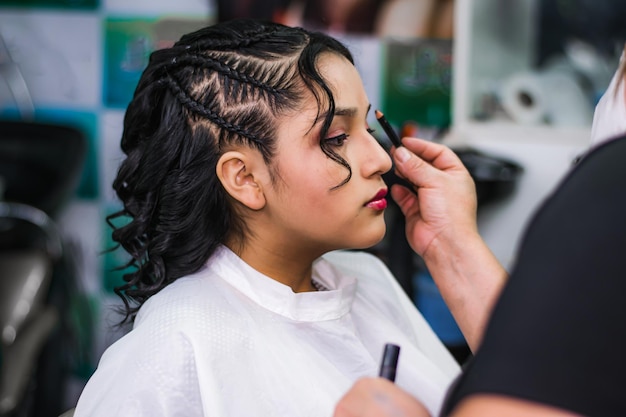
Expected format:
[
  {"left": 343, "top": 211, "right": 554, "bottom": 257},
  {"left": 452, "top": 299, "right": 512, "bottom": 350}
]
[{"left": 442, "top": 136, "right": 626, "bottom": 417}]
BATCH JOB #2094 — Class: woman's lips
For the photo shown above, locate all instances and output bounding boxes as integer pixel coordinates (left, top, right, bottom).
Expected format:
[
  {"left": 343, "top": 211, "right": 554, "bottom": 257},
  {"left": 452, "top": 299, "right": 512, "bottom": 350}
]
[{"left": 365, "top": 189, "right": 388, "bottom": 210}]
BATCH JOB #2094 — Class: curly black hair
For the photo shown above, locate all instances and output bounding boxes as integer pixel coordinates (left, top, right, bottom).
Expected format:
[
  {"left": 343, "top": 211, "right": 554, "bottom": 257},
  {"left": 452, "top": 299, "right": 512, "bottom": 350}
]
[{"left": 107, "top": 19, "right": 354, "bottom": 323}]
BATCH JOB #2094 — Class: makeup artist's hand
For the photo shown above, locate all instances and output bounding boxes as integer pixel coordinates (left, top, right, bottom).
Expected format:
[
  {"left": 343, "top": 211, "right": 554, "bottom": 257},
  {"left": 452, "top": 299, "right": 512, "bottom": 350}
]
[
  {"left": 333, "top": 377, "right": 431, "bottom": 417},
  {"left": 334, "top": 378, "right": 581, "bottom": 417},
  {"left": 390, "top": 137, "right": 477, "bottom": 259},
  {"left": 390, "top": 137, "right": 507, "bottom": 351}
]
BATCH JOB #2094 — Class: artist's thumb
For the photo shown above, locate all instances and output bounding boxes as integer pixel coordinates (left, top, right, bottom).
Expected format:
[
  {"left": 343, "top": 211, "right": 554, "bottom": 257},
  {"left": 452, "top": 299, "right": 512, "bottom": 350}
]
[{"left": 393, "top": 146, "right": 438, "bottom": 189}]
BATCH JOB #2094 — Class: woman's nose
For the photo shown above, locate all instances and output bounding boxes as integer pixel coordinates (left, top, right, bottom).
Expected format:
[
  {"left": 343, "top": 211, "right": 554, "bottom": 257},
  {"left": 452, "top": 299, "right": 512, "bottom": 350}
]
[{"left": 361, "top": 131, "right": 393, "bottom": 176}]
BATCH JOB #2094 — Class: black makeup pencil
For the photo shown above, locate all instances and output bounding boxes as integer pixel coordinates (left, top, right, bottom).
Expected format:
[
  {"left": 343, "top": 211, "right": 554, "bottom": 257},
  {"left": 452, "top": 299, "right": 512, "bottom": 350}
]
[
  {"left": 375, "top": 110, "right": 402, "bottom": 148},
  {"left": 378, "top": 343, "right": 400, "bottom": 382}
]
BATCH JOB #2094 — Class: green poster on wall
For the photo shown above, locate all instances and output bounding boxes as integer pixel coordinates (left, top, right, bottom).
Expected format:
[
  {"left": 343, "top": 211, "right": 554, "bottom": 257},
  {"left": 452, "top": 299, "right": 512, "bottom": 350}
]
[
  {"left": 104, "top": 17, "right": 209, "bottom": 109},
  {"left": 104, "top": 18, "right": 156, "bottom": 109},
  {"left": 381, "top": 39, "right": 453, "bottom": 138}
]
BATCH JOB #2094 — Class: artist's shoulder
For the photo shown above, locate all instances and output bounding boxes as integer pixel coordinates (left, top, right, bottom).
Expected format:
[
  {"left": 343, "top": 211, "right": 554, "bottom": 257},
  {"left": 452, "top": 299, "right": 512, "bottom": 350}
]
[{"left": 580, "top": 134, "right": 626, "bottom": 169}]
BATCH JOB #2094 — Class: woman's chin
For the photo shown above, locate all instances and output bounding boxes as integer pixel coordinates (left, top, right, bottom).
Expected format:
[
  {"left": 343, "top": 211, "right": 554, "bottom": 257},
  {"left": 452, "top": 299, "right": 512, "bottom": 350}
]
[{"left": 351, "top": 224, "right": 387, "bottom": 250}]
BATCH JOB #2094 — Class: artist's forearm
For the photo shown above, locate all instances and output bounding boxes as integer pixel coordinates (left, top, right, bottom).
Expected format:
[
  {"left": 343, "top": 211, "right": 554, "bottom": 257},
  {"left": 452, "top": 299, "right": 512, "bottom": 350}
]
[
  {"left": 422, "top": 231, "right": 507, "bottom": 352},
  {"left": 449, "top": 395, "right": 580, "bottom": 417}
]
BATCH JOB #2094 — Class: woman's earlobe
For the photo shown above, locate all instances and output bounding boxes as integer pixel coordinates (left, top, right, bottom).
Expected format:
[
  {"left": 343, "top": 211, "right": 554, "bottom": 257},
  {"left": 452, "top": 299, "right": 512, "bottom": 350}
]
[{"left": 216, "top": 151, "right": 266, "bottom": 210}]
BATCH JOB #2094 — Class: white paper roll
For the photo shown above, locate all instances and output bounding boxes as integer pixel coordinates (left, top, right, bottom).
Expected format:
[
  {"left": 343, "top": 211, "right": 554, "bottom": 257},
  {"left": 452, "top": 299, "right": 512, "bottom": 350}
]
[
  {"left": 500, "top": 69, "right": 594, "bottom": 127},
  {"left": 500, "top": 71, "right": 547, "bottom": 125}
]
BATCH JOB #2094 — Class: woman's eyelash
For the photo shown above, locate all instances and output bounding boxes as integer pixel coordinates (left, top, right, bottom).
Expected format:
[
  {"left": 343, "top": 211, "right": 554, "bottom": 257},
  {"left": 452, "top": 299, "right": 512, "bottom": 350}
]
[
  {"left": 324, "top": 133, "right": 349, "bottom": 146},
  {"left": 324, "top": 127, "right": 374, "bottom": 146}
]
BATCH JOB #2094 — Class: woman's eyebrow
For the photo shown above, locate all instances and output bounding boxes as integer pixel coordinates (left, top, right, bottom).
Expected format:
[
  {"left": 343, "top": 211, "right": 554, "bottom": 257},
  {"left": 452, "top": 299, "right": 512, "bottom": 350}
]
[
  {"left": 315, "top": 103, "right": 372, "bottom": 123},
  {"left": 334, "top": 107, "right": 357, "bottom": 117},
  {"left": 336, "top": 103, "right": 372, "bottom": 118}
]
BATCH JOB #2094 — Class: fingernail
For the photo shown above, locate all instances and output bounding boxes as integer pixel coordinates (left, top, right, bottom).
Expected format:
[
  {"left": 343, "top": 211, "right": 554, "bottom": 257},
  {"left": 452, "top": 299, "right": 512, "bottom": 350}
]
[{"left": 395, "top": 147, "right": 410, "bottom": 163}]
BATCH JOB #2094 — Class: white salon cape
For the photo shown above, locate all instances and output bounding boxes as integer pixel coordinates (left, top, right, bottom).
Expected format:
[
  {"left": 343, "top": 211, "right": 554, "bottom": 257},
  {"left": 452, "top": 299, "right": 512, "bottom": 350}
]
[{"left": 74, "top": 246, "right": 460, "bottom": 417}]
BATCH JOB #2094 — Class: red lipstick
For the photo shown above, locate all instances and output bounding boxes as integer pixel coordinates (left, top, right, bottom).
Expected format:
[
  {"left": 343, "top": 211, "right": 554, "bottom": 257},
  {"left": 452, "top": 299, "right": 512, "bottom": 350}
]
[{"left": 366, "top": 189, "right": 388, "bottom": 210}]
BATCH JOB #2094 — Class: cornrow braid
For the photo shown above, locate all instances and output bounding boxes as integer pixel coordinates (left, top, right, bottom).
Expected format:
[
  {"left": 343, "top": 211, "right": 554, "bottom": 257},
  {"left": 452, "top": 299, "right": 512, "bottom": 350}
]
[
  {"left": 177, "top": 25, "right": 280, "bottom": 51},
  {"left": 165, "top": 54, "right": 284, "bottom": 96},
  {"left": 162, "top": 74, "right": 265, "bottom": 146}
]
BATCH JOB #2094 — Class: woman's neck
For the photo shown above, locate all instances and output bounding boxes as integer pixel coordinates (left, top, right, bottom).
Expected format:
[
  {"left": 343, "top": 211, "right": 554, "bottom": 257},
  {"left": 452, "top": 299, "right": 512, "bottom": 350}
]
[{"left": 225, "top": 241, "right": 322, "bottom": 293}]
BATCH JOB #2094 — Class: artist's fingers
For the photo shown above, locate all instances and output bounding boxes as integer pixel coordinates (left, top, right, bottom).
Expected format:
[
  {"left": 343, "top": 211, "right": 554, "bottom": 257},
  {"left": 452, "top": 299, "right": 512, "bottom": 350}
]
[
  {"left": 390, "top": 184, "right": 419, "bottom": 219},
  {"left": 333, "top": 378, "right": 431, "bottom": 417},
  {"left": 392, "top": 145, "right": 441, "bottom": 190}
]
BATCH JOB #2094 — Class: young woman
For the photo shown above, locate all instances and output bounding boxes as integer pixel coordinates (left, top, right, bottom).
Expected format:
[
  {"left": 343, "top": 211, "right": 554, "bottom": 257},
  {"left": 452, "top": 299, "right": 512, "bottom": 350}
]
[{"left": 73, "top": 19, "right": 463, "bottom": 417}]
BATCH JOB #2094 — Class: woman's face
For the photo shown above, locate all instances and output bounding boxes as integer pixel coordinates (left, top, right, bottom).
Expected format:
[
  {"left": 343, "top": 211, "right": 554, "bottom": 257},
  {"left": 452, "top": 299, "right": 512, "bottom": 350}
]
[{"left": 260, "top": 52, "right": 393, "bottom": 254}]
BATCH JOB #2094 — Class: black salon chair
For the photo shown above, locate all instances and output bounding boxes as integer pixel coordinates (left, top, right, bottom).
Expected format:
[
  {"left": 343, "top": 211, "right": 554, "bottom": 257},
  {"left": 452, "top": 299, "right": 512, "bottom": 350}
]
[{"left": 0, "top": 119, "right": 87, "bottom": 417}]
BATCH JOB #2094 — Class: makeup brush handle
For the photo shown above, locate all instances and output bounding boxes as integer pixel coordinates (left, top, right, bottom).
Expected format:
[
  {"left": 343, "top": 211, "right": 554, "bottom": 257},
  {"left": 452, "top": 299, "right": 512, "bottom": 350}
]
[{"left": 379, "top": 343, "right": 400, "bottom": 382}]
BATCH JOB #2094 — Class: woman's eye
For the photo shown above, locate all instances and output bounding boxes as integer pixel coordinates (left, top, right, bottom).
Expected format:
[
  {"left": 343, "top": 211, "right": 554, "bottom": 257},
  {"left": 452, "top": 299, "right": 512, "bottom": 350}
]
[{"left": 324, "top": 133, "right": 349, "bottom": 147}]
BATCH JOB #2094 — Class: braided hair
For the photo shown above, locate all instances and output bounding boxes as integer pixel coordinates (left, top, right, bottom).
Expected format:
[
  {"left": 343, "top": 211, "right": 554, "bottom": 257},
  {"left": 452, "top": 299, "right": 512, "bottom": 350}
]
[{"left": 107, "top": 19, "right": 354, "bottom": 322}]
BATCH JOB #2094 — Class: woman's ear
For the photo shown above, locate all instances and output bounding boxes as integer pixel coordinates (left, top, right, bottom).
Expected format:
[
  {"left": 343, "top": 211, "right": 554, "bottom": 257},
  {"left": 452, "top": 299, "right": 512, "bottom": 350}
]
[{"left": 216, "top": 150, "right": 266, "bottom": 210}]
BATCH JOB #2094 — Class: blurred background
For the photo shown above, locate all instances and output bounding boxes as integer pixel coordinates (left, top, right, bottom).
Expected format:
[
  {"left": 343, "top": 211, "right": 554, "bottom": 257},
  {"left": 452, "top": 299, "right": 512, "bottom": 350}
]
[{"left": 0, "top": 0, "right": 624, "bottom": 415}]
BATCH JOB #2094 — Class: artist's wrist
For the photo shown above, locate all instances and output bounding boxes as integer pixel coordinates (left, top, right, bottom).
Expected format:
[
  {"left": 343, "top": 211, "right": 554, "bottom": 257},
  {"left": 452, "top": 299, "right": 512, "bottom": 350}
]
[
  {"left": 421, "top": 225, "right": 481, "bottom": 271},
  {"left": 423, "top": 230, "right": 507, "bottom": 350}
]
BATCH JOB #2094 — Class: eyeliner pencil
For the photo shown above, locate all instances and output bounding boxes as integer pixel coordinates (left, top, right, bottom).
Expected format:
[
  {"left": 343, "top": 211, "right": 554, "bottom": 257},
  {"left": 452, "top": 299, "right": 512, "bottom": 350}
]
[
  {"left": 375, "top": 110, "right": 402, "bottom": 148},
  {"left": 378, "top": 343, "right": 400, "bottom": 382}
]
